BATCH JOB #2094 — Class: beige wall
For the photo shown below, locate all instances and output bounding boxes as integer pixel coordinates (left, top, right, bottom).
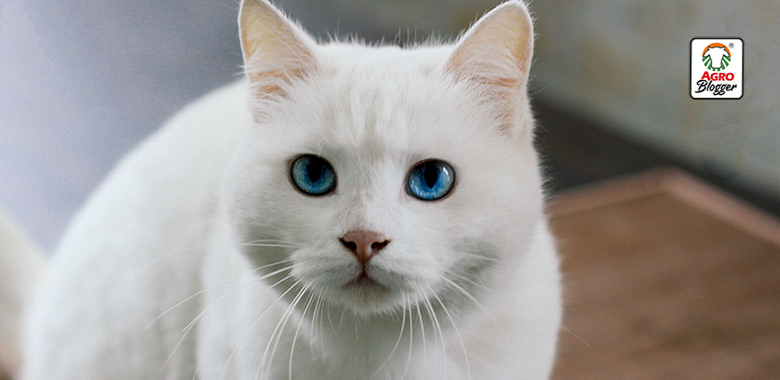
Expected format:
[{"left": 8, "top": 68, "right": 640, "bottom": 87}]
[{"left": 531, "top": 1, "right": 780, "bottom": 196}]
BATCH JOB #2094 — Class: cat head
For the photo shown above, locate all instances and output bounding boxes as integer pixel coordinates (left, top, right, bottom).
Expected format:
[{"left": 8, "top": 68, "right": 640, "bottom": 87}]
[{"left": 223, "top": 0, "right": 543, "bottom": 317}]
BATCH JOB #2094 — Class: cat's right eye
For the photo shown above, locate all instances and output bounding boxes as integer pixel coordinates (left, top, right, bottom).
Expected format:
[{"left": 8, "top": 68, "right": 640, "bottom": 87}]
[
  {"left": 290, "top": 155, "right": 337, "bottom": 196},
  {"left": 406, "top": 159, "right": 456, "bottom": 201}
]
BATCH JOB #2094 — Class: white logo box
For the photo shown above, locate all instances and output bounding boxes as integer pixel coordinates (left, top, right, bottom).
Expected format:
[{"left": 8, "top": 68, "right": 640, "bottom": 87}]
[{"left": 690, "top": 38, "right": 743, "bottom": 99}]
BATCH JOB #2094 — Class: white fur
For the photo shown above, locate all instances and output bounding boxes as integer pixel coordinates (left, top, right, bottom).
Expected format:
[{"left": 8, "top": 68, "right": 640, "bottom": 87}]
[
  {"left": 16, "top": 1, "right": 561, "bottom": 379},
  {"left": 0, "top": 209, "right": 45, "bottom": 375}
]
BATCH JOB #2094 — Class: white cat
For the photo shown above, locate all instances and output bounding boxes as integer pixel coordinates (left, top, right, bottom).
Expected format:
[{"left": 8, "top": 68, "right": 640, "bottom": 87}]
[{"left": 1, "top": 0, "right": 562, "bottom": 379}]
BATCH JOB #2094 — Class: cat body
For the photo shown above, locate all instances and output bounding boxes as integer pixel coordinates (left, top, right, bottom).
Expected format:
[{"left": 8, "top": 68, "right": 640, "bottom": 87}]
[
  {"left": 0, "top": 209, "right": 44, "bottom": 374},
  {"left": 9, "top": 1, "right": 562, "bottom": 379}
]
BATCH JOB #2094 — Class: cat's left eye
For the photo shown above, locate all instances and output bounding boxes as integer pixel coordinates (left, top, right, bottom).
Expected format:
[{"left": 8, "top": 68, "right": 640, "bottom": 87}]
[
  {"left": 406, "top": 160, "right": 456, "bottom": 201},
  {"left": 290, "top": 155, "right": 337, "bottom": 196}
]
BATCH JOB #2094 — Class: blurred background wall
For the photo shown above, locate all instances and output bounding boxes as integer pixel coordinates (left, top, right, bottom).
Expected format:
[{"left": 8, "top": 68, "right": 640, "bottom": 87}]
[
  {"left": 1, "top": 0, "right": 778, "bottom": 250},
  {"left": 532, "top": 1, "right": 779, "bottom": 202}
]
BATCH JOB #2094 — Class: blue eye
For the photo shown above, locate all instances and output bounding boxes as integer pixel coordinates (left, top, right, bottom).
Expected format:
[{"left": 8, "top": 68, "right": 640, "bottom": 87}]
[
  {"left": 290, "top": 155, "right": 336, "bottom": 196},
  {"left": 407, "top": 160, "right": 456, "bottom": 201}
]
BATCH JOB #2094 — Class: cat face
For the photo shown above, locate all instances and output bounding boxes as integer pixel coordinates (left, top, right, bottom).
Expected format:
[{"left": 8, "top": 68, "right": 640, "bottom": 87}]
[{"left": 223, "top": 0, "right": 541, "bottom": 317}]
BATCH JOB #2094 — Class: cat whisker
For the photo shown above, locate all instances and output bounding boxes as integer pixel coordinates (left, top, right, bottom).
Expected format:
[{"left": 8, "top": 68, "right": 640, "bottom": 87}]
[
  {"left": 289, "top": 287, "right": 316, "bottom": 380},
  {"left": 131, "top": 244, "right": 211, "bottom": 276},
  {"left": 446, "top": 270, "right": 488, "bottom": 291},
  {"left": 242, "top": 242, "right": 298, "bottom": 249},
  {"left": 237, "top": 239, "right": 300, "bottom": 255},
  {"left": 163, "top": 279, "right": 256, "bottom": 376},
  {"left": 561, "top": 325, "right": 591, "bottom": 348},
  {"left": 337, "top": 306, "right": 347, "bottom": 333},
  {"left": 132, "top": 234, "right": 273, "bottom": 276},
  {"left": 242, "top": 237, "right": 297, "bottom": 243},
  {"left": 403, "top": 298, "right": 414, "bottom": 380},
  {"left": 250, "top": 258, "right": 295, "bottom": 273},
  {"left": 416, "top": 299, "right": 427, "bottom": 370},
  {"left": 259, "top": 283, "right": 308, "bottom": 377},
  {"left": 439, "top": 275, "right": 500, "bottom": 330},
  {"left": 190, "top": 361, "right": 201, "bottom": 380},
  {"left": 161, "top": 257, "right": 293, "bottom": 335},
  {"left": 418, "top": 284, "right": 447, "bottom": 377},
  {"left": 459, "top": 251, "right": 502, "bottom": 264},
  {"left": 258, "top": 282, "right": 309, "bottom": 380},
  {"left": 325, "top": 298, "right": 336, "bottom": 333},
  {"left": 181, "top": 264, "right": 295, "bottom": 336},
  {"left": 167, "top": 269, "right": 297, "bottom": 375},
  {"left": 309, "top": 293, "right": 325, "bottom": 351},
  {"left": 353, "top": 310, "right": 360, "bottom": 343},
  {"left": 369, "top": 292, "right": 407, "bottom": 379},
  {"left": 153, "top": 275, "right": 257, "bottom": 376},
  {"left": 432, "top": 291, "right": 471, "bottom": 380},
  {"left": 140, "top": 275, "right": 240, "bottom": 336},
  {"left": 309, "top": 293, "right": 319, "bottom": 337},
  {"left": 318, "top": 296, "right": 326, "bottom": 350},
  {"left": 217, "top": 275, "right": 300, "bottom": 380}
]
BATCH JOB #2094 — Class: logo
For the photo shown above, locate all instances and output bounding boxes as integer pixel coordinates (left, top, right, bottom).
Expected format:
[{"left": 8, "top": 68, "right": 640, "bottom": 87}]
[
  {"left": 702, "top": 43, "right": 731, "bottom": 71},
  {"left": 690, "top": 38, "right": 743, "bottom": 99}
]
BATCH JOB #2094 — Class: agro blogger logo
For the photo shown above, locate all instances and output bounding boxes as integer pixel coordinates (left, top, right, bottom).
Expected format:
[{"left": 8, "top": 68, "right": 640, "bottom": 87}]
[
  {"left": 690, "top": 38, "right": 743, "bottom": 99},
  {"left": 702, "top": 43, "right": 731, "bottom": 71}
]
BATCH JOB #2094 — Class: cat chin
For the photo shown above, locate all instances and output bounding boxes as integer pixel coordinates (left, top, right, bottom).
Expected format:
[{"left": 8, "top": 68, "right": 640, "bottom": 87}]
[{"left": 327, "top": 283, "right": 401, "bottom": 316}]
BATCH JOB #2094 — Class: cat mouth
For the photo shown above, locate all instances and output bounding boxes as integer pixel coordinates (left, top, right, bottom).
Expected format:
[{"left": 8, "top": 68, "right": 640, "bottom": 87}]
[
  {"left": 344, "top": 269, "right": 391, "bottom": 295},
  {"left": 347, "top": 270, "right": 384, "bottom": 288},
  {"left": 322, "top": 266, "right": 414, "bottom": 314}
]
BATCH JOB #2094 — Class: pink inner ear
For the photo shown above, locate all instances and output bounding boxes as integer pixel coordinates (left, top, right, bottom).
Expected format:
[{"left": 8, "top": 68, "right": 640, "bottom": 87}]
[
  {"left": 245, "top": 66, "right": 313, "bottom": 101},
  {"left": 239, "top": 0, "right": 318, "bottom": 101},
  {"left": 443, "top": 2, "right": 534, "bottom": 129},
  {"left": 444, "top": 1, "right": 533, "bottom": 86},
  {"left": 444, "top": 45, "right": 529, "bottom": 131}
]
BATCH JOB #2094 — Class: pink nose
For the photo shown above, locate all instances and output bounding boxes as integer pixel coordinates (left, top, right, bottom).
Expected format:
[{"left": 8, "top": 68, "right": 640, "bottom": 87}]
[{"left": 339, "top": 230, "right": 389, "bottom": 264}]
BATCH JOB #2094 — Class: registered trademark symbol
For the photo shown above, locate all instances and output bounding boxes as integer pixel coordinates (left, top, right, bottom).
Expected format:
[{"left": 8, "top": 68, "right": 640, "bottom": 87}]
[{"left": 729, "top": 43, "right": 734, "bottom": 48}]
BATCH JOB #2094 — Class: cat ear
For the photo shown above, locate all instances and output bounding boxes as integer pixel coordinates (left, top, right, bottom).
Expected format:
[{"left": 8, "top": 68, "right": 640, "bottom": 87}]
[
  {"left": 444, "top": 1, "right": 534, "bottom": 129},
  {"left": 239, "top": 0, "right": 318, "bottom": 102}
]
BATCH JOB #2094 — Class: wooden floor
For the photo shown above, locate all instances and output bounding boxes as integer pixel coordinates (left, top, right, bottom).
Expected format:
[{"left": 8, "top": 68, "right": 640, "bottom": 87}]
[{"left": 548, "top": 168, "right": 780, "bottom": 380}]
